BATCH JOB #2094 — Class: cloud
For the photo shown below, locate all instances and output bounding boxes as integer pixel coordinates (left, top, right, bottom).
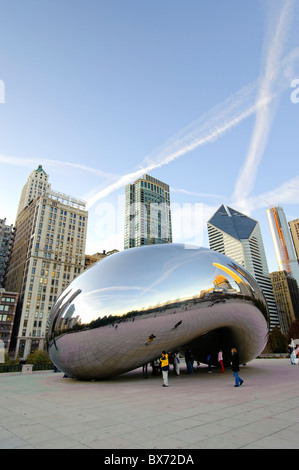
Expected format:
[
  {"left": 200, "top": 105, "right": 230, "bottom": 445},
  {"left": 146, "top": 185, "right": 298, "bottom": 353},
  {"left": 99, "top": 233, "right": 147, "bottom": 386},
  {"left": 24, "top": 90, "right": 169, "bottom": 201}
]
[{"left": 233, "top": 175, "right": 299, "bottom": 216}]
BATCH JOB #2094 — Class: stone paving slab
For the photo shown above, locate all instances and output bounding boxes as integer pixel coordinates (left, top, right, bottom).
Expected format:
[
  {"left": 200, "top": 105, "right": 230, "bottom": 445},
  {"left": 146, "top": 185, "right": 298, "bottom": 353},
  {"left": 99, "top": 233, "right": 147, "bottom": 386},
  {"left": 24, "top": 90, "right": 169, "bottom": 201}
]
[{"left": 0, "top": 358, "right": 299, "bottom": 450}]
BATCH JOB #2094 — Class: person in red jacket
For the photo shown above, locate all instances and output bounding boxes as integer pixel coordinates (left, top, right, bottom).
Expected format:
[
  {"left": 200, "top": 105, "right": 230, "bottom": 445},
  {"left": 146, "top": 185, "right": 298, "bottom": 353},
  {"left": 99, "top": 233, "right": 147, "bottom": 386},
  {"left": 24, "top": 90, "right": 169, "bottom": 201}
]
[{"left": 218, "top": 349, "right": 224, "bottom": 373}]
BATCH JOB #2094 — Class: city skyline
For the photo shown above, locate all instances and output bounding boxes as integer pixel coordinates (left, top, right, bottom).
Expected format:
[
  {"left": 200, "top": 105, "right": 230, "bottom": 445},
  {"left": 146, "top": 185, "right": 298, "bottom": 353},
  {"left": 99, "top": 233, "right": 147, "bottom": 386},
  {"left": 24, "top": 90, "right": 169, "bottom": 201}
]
[{"left": 0, "top": 1, "right": 299, "bottom": 274}]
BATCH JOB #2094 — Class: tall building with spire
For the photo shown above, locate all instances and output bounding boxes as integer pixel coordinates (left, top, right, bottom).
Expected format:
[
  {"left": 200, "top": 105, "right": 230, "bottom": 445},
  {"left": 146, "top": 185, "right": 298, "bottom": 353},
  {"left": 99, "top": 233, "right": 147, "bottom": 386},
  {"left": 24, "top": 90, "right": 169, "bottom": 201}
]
[
  {"left": 124, "top": 174, "right": 172, "bottom": 250},
  {"left": 207, "top": 205, "right": 279, "bottom": 330},
  {"left": 267, "top": 206, "right": 299, "bottom": 286},
  {"left": 6, "top": 166, "right": 88, "bottom": 359},
  {"left": 17, "top": 165, "right": 50, "bottom": 216}
]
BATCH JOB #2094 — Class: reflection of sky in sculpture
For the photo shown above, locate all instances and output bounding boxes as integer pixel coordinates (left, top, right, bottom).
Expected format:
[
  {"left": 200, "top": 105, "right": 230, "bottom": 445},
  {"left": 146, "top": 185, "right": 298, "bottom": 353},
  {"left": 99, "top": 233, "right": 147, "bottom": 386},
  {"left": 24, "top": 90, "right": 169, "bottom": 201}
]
[
  {"left": 47, "top": 244, "right": 269, "bottom": 379},
  {"left": 49, "top": 245, "right": 266, "bottom": 325},
  {"left": 59, "top": 247, "right": 250, "bottom": 320}
]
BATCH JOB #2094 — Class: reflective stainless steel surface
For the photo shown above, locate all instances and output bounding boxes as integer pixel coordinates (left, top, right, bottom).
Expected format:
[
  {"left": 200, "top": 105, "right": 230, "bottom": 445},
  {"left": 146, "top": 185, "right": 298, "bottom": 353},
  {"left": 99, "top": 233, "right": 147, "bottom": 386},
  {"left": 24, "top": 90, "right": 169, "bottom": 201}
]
[{"left": 46, "top": 244, "right": 269, "bottom": 380}]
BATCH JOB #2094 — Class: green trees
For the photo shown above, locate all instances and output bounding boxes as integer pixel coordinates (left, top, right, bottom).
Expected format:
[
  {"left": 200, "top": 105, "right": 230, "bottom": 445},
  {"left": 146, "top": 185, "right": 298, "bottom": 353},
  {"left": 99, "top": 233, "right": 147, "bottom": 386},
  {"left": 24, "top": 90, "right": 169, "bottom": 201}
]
[
  {"left": 25, "top": 349, "right": 52, "bottom": 365},
  {"left": 268, "top": 326, "right": 287, "bottom": 353}
]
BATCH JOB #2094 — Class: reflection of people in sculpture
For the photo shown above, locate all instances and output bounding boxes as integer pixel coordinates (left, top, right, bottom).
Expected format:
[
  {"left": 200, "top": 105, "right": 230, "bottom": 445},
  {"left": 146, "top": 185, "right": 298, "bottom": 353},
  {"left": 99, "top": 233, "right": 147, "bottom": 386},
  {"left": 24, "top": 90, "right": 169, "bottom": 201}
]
[
  {"left": 145, "top": 334, "right": 156, "bottom": 345},
  {"left": 160, "top": 351, "right": 169, "bottom": 387},
  {"left": 173, "top": 320, "right": 182, "bottom": 330}
]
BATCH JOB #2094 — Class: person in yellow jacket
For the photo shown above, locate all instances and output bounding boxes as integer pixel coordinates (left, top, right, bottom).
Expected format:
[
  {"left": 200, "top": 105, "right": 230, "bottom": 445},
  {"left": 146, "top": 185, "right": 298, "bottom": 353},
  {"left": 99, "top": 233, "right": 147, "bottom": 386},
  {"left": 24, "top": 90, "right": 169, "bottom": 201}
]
[{"left": 160, "top": 351, "right": 169, "bottom": 387}]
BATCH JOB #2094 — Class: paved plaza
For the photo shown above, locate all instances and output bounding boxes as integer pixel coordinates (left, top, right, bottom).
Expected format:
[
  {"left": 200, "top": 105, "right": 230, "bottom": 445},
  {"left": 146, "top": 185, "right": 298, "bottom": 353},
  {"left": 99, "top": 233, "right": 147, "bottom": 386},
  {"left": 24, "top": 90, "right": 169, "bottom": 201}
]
[{"left": 0, "top": 358, "right": 299, "bottom": 449}]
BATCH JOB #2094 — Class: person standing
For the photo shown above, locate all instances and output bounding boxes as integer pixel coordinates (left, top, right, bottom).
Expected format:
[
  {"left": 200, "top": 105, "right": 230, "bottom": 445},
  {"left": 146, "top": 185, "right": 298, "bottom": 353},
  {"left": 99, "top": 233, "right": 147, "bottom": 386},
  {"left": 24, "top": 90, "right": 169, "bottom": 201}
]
[
  {"left": 160, "top": 351, "right": 169, "bottom": 387},
  {"left": 289, "top": 346, "right": 296, "bottom": 365},
  {"left": 218, "top": 349, "right": 224, "bottom": 373},
  {"left": 185, "top": 347, "right": 194, "bottom": 374},
  {"left": 231, "top": 348, "right": 244, "bottom": 387},
  {"left": 207, "top": 353, "right": 213, "bottom": 373},
  {"left": 173, "top": 351, "right": 180, "bottom": 376}
]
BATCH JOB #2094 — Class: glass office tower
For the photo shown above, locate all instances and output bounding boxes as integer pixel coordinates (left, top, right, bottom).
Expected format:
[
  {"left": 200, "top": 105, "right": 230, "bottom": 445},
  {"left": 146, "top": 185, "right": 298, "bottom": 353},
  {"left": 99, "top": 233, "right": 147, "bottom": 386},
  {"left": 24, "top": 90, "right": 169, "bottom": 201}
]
[
  {"left": 267, "top": 205, "right": 299, "bottom": 287},
  {"left": 124, "top": 174, "right": 172, "bottom": 249},
  {"left": 208, "top": 205, "right": 279, "bottom": 330}
]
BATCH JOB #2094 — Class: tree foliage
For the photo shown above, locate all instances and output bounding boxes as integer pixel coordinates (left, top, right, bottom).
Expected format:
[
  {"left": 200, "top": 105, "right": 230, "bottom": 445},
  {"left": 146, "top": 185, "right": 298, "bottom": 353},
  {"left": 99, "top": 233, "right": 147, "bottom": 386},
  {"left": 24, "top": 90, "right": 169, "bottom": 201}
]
[
  {"left": 286, "top": 320, "right": 299, "bottom": 344},
  {"left": 26, "top": 349, "right": 52, "bottom": 364},
  {"left": 268, "top": 326, "right": 287, "bottom": 353}
]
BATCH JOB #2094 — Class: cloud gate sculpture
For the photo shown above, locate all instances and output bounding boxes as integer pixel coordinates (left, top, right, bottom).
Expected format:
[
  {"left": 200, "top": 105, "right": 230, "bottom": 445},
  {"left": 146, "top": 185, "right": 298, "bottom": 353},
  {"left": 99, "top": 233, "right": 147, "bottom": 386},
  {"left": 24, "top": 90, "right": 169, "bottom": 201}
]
[{"left": 47, "top": 244, "right": 269, "bottom": 380}]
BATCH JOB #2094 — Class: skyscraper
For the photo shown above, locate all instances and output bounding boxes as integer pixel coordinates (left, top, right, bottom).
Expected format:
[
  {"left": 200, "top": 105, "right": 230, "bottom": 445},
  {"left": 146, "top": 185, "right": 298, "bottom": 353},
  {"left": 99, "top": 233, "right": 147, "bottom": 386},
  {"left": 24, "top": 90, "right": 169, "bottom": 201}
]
[
  {"left": 16, "top": 165, "right": 50, "bottom": 216},
  {"left": 0, "top": 218, "right": 15, "bottom": 288},
  {"left": 5, "top": 166, "right": 88, "bottom": 359},
  {"left": 270, "top": 270, "right": 299, "bottom": 334},
  {"left": 267, "top": 206, "right": 299, "bottom": 286},
  {"left": 289, "top": 217, "right": 299, "bottom": 262},
  {"left": 124, "top": 174, "right": 172, "bottom": 249},
  {"left": 207, "top": 205, "right": 279, "bottom": 330}
]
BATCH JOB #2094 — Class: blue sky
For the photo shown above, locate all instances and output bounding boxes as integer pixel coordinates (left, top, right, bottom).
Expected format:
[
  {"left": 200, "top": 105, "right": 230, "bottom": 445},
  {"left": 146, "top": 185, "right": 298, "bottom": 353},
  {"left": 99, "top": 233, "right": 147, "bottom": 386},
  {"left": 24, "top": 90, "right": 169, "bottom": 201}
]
[{"left": 0, "top": 0, "right": 298, "bottom": 273}]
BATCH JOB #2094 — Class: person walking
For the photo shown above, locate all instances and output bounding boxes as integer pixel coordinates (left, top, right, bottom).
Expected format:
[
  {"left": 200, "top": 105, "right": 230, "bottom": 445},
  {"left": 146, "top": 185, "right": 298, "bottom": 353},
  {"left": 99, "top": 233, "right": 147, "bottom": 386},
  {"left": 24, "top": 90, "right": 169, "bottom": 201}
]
[
  {"left": 218, "top": 349, "right": 224, "bottom": 373},
  {"left": 160, "top": 351, "right": 169, "bottom": 387},
  {"left": 185, "top": 347, "right": 194, "bottom": 374},
  {"left": 231, "top": 348, "right": 244, "bottom": 387}
]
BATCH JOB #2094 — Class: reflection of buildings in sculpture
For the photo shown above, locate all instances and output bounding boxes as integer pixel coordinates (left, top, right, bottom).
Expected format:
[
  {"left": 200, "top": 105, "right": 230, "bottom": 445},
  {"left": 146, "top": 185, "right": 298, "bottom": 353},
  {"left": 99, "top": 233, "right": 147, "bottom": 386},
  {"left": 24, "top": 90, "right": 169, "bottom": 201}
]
[
  {"left": 208, "top": 205, "right": 278, "bottom": 329},
  {"left": 124, "top": 174, "right": 172, "bottom": 249},
  {"left": 47, "top": 288, "right": 82, "bottom": 337},
  {"left": 5, "top": 165, "right": 88, "bottom": 359},
  {"left": 84, "top": 249, "right": 119, "bottom": 270},
  {"left": 47, "top": 244, "right": 269, "bottom": 380},
  {"left": 270, "top": 270, "right": 299, "bottom": 335},
  {"left": 267, "top": 206, "right": 299, "bottom": 286},
  {"left": 213, "top": 275, "right": 232, "bottom": 291}
]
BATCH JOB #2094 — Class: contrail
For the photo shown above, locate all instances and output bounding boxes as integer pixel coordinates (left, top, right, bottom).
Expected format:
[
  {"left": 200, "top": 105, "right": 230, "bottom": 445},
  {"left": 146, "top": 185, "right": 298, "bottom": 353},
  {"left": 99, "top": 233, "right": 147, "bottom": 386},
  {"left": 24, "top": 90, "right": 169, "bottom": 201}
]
[
  {"left": 0, "top": 154, "right": 118, "bottom": 180},
  {"left": 232, "top": 0, "right": 296, "bottom": 204},
  {"left": 87, "top": 1, "right": 298, "bottom": 212},
  {"left": 87, "top": 81, "right": 271, "bottom": 208}
]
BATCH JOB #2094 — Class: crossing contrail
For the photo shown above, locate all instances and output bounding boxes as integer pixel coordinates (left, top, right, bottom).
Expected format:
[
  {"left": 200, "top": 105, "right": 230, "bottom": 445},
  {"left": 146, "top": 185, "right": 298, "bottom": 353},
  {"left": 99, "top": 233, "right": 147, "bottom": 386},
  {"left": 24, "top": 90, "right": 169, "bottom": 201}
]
[
  {"left": 232, "top": 0, "right": 297, "bottom": 206},
  {"left": 87, "top": 80, "right": 270, "bottom": 208},
  {"left": 87, "top": 1, "right": 299, "bottom": 211}
]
